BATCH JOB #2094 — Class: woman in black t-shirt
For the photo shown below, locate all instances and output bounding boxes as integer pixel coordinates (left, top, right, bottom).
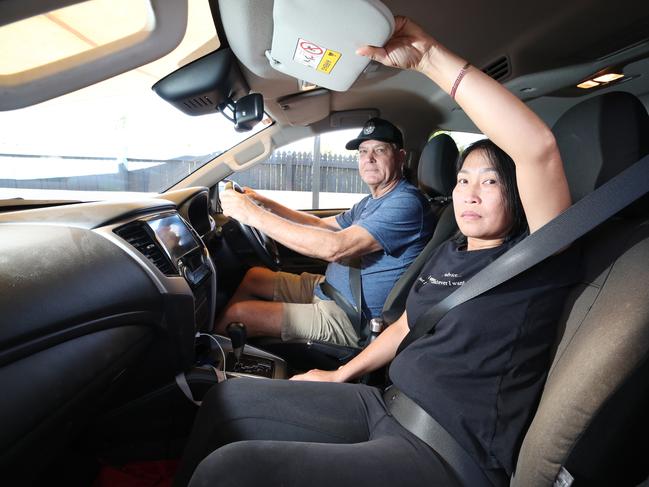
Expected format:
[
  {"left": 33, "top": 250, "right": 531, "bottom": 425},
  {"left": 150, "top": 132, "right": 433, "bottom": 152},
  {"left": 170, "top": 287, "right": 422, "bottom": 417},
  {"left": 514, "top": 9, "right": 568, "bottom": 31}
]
[{"left": 173, "top": 16, "right": 578, "bottom": 487}]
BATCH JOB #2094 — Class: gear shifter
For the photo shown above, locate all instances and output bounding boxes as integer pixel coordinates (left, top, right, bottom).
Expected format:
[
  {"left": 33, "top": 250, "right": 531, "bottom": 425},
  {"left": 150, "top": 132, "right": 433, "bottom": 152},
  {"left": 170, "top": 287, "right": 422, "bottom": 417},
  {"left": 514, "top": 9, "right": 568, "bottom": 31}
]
[{"left": 226, "top": 322, "right": 247, "bottom": 367}]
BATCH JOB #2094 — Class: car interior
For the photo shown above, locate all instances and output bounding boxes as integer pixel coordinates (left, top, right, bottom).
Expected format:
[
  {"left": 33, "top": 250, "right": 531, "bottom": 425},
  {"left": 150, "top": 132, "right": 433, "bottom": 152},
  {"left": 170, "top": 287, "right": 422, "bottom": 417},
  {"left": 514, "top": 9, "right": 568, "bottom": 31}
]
[{"left": 1, "top": 0, "right": 649, "bottom": 486}]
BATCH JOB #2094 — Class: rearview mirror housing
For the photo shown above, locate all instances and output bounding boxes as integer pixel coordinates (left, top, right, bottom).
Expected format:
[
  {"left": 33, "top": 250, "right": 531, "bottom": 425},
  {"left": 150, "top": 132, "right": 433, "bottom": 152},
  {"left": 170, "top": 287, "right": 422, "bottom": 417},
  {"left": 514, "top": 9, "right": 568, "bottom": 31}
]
[
  {"left": 234, "top": 93, "right": 264, "bottom": 131},
  {"left": 152, "top": 48, "right": 248, "bottom": 116}
]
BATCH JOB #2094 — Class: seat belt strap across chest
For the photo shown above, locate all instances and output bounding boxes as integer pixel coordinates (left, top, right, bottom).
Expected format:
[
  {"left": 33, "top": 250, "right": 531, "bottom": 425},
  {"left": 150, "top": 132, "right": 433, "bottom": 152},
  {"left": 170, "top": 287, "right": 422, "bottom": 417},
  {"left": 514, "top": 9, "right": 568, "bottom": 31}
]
[{"left": 398, "top": 152, "right": 649, "bottom": 353}]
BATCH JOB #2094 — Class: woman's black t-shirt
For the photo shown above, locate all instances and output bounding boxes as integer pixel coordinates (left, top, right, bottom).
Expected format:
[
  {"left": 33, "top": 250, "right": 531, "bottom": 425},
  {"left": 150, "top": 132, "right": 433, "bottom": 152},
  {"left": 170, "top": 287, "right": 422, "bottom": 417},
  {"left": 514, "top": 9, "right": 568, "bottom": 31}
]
[{"left": 389, "top": 234, "right": 580, "bottom": 476}]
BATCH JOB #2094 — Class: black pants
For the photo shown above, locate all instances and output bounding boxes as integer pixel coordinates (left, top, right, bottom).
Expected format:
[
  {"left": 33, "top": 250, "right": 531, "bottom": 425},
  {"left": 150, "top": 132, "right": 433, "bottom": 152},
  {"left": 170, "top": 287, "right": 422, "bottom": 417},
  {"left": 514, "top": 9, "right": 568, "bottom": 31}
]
[{"left": 173, "top": 378, "right": 457, "bottom": 487}]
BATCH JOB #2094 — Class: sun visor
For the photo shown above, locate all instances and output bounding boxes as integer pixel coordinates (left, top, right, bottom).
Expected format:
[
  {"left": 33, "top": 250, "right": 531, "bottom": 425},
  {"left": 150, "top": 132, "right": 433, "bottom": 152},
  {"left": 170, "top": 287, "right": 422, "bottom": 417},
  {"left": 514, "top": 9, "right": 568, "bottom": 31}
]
[{"left": 266, "top": 0, "right": 394, "bottom": 92}]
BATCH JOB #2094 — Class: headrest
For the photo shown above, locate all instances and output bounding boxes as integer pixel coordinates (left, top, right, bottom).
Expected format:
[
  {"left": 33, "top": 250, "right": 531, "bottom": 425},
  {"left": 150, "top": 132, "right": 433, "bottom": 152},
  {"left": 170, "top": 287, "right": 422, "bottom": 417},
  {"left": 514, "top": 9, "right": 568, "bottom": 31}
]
[
  {"left": 417, "top": 133, "right": 459, "bottom": 198},
  {"left": 552, "top": 91, "right": 649, "bottom": 215}
]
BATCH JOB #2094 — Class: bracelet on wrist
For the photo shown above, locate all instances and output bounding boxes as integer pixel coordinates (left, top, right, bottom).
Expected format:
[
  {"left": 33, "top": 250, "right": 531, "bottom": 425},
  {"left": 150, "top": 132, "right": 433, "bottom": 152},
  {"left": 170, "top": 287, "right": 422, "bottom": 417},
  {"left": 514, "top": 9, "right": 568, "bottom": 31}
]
[{"left": 450, "top": 62, "right": 471, "bottom": 100}]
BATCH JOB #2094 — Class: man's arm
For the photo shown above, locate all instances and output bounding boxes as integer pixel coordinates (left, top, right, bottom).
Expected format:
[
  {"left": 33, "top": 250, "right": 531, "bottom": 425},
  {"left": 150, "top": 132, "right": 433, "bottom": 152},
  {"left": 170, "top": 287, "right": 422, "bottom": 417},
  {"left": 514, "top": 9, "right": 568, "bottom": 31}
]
[
  {"left": 242, "top": 187, "right": 340, "bottom": 231},
  {"left": 221, "top": 188, "right": 381, "bottom": 262}
]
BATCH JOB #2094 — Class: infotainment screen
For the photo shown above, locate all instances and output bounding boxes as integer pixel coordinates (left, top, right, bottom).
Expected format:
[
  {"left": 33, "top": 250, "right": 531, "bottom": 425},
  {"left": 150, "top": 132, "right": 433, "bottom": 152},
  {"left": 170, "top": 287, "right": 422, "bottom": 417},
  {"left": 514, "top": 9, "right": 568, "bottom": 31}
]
[{"left": 147, "top": 214, "right": 200, "bottom": 264}]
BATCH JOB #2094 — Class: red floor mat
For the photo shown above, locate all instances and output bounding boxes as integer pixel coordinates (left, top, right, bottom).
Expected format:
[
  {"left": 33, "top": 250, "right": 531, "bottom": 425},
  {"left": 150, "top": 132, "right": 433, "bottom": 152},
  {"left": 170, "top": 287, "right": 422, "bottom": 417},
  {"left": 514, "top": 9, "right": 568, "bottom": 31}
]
[{"left": 93, "top": 459, "right": 179, "bottom": 487}]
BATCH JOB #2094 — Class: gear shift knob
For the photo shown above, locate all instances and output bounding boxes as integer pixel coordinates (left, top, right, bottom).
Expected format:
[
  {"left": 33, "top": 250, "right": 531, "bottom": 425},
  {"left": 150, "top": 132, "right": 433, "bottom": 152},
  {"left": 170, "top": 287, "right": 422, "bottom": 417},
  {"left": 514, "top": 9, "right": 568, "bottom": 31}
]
[{"left": 226, "top": 322, "right": 247, "bottom": 364}]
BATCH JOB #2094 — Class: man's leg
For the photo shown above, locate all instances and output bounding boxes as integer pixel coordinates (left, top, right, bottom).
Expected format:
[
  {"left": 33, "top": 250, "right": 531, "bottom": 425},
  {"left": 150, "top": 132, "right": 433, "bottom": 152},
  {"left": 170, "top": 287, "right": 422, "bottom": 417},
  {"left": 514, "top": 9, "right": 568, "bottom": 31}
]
[
  {"left": 213, "top": 268, "right": 322, "bottom": 336},
  {"left": 282, "top": 298, "right": 360, "bottom": 346},
  {"left": 214, "top": 299, "right": 285, "bottom": 337},
  {"left": 213, "top": 267, "right": 279, "bottom": 334},
  {"left": 225, "top": 267, "right": 277, "bottom": 303}
]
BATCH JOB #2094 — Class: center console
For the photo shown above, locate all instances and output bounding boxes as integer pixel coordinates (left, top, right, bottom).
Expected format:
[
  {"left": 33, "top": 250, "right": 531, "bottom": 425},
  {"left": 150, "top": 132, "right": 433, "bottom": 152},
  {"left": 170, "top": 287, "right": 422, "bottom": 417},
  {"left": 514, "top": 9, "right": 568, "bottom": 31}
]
[
  {"left": 144, "top": 212, "right": 215, "bottom": 332},
  {"left": 194, "top": 333, "right": 288, "bottom": 380}
]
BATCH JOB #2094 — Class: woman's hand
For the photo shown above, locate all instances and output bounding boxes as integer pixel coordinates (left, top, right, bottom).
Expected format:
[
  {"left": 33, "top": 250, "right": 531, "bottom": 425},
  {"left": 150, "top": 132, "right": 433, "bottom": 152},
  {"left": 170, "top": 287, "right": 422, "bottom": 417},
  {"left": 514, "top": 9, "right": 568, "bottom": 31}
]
[
  {"left": 290, "top": 314, "right": 410, "bottom": 384},
  {"left": 356, "top": 16, "right": 436, "bottom": 72},
  {"left": 290, "top": 368, "right": 344, "bottom": 383}
]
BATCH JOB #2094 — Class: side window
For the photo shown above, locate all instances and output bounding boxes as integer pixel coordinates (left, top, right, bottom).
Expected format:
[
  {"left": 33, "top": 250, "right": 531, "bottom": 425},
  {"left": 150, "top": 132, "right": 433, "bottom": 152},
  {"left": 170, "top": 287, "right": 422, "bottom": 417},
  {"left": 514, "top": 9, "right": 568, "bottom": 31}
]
[{"left": 235, "top": 128, "right": 369, "bottom": 210}]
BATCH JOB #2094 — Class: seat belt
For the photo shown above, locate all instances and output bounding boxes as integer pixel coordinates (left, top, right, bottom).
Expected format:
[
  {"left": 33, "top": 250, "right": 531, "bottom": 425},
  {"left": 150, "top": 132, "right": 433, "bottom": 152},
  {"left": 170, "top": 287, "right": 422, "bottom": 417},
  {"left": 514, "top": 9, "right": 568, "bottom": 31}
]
[
  {"left": 398, "top": 152, "right": 649, "bottom": 353},
  {"left": 319, "top": 261, "right": 364, "bottom": 337},
  {"left": 319, "top": 195, "right": 368, "bottom": 339},
  {"left": 319, "top": 266, "right": 362, "bottom": 329},
  {"left": 348, "top": 257, "right": 363, "bottom": 333},
  {"left": 384, "top": 387, "right": 499, "bottom": 487}
]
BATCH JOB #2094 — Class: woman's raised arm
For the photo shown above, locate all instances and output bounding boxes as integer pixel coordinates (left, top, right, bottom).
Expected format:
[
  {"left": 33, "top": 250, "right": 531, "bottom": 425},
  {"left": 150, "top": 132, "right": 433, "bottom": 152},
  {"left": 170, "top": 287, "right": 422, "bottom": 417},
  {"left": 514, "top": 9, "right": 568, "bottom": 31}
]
[{"left": 358, "top": 16, "right": 571, "bottom": 232}]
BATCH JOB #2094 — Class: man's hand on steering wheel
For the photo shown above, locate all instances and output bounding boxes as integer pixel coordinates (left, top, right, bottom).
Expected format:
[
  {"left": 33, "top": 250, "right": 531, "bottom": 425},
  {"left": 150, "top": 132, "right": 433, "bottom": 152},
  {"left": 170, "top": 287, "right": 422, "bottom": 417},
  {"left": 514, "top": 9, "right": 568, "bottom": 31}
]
[
  {"left": 220, "top": 182, "right": 259, "bottom": 226},
  {"left": 221, "top": 181, "right": 281, "bottom": 269},
  {"left": 240, "top": 186, "right": 265, "bottom": 205}
]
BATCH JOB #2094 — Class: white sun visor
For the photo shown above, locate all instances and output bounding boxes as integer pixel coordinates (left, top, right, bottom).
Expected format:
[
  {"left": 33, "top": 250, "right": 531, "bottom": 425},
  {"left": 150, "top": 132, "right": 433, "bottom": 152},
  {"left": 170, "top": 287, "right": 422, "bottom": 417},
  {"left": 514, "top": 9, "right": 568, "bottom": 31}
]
[{"left": 266, "top": 0, "right": 394, "bottom": 92}]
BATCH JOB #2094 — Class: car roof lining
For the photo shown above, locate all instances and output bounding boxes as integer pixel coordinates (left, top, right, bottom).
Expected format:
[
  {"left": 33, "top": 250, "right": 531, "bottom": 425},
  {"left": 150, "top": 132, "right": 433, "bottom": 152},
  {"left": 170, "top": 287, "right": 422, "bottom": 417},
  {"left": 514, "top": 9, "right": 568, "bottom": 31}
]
[{"left": 219, "top": 0, "right": 649, "bottom": 148}]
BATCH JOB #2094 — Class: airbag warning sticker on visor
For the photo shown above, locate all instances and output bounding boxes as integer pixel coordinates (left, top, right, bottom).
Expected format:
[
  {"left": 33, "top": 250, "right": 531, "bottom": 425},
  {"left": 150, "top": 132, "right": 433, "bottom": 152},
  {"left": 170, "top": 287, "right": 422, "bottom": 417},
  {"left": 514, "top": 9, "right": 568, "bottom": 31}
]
[{"left": 293, "top": 38, "right": 341, "bottom": 74}]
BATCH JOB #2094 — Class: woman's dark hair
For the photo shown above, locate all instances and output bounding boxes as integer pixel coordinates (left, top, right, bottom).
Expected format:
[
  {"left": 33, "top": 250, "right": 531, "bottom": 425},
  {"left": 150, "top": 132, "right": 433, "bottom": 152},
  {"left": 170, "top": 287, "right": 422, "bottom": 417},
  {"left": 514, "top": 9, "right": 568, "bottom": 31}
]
[{"left": 455, "top": 139, "right": 528, "bottom": 241}]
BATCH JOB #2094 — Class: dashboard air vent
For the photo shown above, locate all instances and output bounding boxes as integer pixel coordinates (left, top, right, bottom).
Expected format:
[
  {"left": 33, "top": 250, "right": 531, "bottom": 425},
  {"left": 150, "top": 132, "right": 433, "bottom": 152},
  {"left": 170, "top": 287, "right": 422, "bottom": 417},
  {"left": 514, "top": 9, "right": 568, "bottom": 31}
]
[
  {"left": 114, "top": 223, "right": 175, "bottom": 275},
  {"left": 483, "top": 56, "right": 511, "bottom": 82}
]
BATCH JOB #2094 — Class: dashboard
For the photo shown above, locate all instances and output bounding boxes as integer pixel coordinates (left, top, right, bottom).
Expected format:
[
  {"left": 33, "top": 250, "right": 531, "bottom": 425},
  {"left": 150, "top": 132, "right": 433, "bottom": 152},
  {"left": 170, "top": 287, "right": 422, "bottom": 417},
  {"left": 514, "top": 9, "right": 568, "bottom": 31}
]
[{"left": 0, "top": 187, "right": 219, "bottom": 477}]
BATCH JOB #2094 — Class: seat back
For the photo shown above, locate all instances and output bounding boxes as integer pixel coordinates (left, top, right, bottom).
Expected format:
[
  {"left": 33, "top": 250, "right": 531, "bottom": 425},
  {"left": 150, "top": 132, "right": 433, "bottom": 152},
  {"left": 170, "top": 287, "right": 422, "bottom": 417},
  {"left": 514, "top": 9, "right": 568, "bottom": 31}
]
[
  {"left": 512, "top": 92, "right": 649, "bottom": 486},
  {"left": 417, "top": 132, "right": 459, "bottom": 214},
  {"left": 381, "top": 133, "right": 459, "bottom": 324}
]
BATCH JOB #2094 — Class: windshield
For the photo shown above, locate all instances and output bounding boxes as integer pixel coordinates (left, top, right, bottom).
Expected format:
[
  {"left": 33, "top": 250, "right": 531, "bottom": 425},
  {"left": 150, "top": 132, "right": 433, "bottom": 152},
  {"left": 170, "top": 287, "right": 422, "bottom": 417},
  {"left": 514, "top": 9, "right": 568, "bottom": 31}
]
[{"left": 0, "top": 0, "right": 270, "bottom": 200}]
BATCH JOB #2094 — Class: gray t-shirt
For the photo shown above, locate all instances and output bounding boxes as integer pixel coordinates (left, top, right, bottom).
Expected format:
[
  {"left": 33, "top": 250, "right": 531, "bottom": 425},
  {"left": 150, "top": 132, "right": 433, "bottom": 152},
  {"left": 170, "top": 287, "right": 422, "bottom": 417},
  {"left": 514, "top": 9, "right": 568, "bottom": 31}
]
[{"left": 314, "top": 179, "right": 434, "bottom": 320}]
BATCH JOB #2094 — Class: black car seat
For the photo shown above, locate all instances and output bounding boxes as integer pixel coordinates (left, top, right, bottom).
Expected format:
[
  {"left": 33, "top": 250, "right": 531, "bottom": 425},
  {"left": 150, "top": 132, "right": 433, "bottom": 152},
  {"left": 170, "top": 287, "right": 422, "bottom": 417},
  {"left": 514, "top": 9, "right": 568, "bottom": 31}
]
[
  {"left": 417, "top": 132, "right": 458, "bottom": 215},
  {"left": 381, "top": 133, "right": 459, "bottom": 324},
  {"left": 512, "top": 91, "right": 649, "bottom": 486},
  {"left": 249, "top": 133, "right": 460, "bottom": 370}
]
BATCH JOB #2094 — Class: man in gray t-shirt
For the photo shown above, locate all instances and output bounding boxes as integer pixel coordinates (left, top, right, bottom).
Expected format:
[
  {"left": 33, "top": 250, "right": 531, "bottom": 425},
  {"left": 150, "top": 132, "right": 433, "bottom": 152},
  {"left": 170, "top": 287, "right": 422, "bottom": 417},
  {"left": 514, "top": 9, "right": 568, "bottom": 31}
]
[{"left": 217, "top": 118, "right": 434, "bottom": 347}]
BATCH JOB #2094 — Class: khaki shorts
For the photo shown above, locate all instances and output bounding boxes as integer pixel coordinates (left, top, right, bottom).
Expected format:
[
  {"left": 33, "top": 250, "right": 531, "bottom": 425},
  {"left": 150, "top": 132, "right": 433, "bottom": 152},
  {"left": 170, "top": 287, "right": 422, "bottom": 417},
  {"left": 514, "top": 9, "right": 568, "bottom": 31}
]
[{"left": 273, "top": 271, "right": 359, "bottom": 347}]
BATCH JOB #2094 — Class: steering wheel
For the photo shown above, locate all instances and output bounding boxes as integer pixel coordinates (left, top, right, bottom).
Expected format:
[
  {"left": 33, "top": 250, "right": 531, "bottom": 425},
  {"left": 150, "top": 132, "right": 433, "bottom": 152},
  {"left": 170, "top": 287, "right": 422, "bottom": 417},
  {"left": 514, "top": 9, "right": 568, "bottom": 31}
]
[{"left": 224, "top": 181, "right": 281, "bottom": 270}]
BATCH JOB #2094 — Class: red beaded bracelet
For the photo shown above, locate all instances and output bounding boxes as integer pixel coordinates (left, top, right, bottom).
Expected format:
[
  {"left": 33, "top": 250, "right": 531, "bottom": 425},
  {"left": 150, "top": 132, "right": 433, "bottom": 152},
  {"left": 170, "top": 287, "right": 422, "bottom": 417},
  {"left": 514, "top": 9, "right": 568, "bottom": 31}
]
[{"left": 450, "top": 62, "right": 471, "bottom": 100}]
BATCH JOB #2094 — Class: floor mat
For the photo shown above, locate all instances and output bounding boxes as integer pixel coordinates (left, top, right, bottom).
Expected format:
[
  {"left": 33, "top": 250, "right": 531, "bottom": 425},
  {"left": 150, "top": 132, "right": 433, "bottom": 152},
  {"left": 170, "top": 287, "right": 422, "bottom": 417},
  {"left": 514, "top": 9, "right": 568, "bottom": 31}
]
[{"left": 93, "top": 459, "right": 179, "bottom": 487}]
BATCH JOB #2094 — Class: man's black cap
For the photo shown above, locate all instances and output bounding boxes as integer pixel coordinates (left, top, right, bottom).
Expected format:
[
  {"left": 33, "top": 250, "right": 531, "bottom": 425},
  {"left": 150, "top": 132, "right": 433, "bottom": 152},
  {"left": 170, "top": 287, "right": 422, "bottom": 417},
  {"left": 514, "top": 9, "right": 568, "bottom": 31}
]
[{"left": 345, "top": 117, "right": 404, "bottom": 150}]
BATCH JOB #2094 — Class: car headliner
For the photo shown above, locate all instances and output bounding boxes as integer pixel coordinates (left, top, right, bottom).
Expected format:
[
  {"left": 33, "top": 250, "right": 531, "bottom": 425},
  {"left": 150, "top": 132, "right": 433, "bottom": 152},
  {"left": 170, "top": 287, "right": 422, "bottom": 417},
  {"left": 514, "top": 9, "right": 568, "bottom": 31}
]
[
  {"left": 220, "top": 0, "right": 649, "bottom": 150},
  {"left": 2, "top": 0, "right": 649, "bottom": 165}
]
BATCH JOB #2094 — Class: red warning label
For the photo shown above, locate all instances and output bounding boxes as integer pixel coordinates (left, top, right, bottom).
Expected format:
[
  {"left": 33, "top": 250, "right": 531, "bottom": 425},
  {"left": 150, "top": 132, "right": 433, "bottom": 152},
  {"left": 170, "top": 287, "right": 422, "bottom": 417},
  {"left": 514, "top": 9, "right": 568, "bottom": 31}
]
[
  {"left": 294, "top": 38, "right": 325, "bottom": 69},
  {"left": 299, "top": 40, "right": 323, "bottom": 55}
]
